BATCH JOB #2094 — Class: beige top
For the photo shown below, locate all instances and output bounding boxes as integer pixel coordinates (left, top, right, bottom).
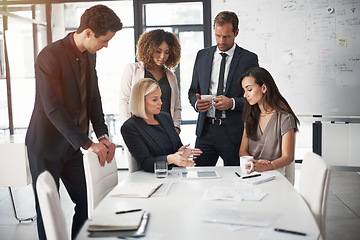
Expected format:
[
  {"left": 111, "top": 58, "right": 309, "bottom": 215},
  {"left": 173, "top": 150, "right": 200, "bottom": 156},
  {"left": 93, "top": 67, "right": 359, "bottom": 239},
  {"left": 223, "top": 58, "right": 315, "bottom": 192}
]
[
  {"left": 248, "top": 111, "right": 296, "bottom": 165},
  {"left": 119, "top": 62, "right": 181, "bottom": 128}
]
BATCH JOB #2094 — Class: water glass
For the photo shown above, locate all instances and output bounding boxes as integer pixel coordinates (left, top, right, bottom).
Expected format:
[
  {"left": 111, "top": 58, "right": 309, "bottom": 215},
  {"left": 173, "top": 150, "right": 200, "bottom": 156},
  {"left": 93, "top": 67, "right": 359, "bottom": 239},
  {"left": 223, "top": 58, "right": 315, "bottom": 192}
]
[{"left": 154, "top": 161, "right": 168, "bottom": 178}]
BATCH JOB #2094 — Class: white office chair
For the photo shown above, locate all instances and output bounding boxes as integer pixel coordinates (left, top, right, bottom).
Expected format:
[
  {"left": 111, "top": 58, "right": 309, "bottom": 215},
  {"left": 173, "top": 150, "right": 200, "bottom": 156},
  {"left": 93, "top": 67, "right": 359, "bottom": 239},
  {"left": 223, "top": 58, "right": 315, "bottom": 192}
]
[
  {"left": 83, "top": 150, "right": 118, "bottom": 219},
  {"left": 125, "top": 146, "right": 139, "bottom": 173},
  {"left": 36, "top": 171, "right": 69, "bottom": 240},
  {"left": 284, "top": 160, "right": 295, "bottom": 185},
  {"left": 299, "top": 152, "right": 331, "bottom": 239}
]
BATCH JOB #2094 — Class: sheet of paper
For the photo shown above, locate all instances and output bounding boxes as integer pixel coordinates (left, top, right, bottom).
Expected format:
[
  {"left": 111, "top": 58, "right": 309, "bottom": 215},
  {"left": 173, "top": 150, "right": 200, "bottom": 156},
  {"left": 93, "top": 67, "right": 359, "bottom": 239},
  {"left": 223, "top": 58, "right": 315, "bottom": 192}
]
[
  {"left": 202, "top": 187, "right": 267, "bottom": 202},
  {"left": 259, "top": 227, "right": 319, "bottom": 240},
  {"left": 204, "top": 209, "right": 280, "bottom": 227}
]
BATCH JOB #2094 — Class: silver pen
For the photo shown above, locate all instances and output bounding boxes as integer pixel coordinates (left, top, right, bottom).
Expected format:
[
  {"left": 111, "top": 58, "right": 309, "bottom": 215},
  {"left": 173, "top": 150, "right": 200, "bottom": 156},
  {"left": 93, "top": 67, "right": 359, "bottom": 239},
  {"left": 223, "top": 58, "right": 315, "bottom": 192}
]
[{"left": 136, "top": 212, "right": 150, "bottom": 236}]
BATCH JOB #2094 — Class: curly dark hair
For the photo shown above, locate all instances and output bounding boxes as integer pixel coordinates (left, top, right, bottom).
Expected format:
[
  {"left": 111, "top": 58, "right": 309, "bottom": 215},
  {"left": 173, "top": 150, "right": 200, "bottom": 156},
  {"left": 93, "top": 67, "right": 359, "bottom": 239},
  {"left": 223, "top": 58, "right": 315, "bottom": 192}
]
[
  {"left": 238, "top": 67, "right": 299, "bottom": 140},
  {"left": 76, "top": 5, "right": 123, "bottom": 37},
  {"left": 136, "top": 29, "right": 181, "bottom": 70}
]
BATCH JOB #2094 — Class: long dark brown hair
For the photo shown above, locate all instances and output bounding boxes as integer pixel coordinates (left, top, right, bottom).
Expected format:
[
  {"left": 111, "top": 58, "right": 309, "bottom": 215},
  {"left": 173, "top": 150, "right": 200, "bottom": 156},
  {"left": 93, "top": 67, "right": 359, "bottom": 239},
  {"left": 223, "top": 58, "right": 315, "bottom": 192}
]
[{"left": 238, "top": 67, "right": 299, "bottom": 140}]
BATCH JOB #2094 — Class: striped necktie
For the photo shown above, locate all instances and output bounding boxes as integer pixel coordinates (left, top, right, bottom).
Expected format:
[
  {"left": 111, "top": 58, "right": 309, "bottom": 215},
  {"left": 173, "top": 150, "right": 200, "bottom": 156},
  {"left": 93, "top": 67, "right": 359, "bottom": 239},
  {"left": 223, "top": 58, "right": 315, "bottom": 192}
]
[{"left": 215, "top": 52, "right": 227, "bottom": 119}]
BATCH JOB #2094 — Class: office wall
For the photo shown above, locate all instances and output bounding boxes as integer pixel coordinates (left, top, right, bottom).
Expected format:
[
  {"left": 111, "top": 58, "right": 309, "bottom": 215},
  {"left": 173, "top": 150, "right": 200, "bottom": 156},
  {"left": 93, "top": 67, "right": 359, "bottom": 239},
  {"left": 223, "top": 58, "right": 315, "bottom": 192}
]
[{"left": 212, "top": 0, "right": 360, "bottom": 116}]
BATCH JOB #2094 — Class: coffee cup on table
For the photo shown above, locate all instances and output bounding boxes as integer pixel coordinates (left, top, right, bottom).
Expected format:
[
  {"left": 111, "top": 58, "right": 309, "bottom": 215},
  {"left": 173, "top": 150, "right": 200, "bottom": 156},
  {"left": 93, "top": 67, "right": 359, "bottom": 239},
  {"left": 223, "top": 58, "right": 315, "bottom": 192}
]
[{"left": 240, "top": 156, "right": 254, "bottom": 175}]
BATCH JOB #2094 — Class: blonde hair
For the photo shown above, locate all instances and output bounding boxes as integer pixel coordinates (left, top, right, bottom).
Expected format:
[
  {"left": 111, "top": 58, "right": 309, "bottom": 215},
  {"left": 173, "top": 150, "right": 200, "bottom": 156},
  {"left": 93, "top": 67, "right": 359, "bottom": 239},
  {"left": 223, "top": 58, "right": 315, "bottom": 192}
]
[{"left": 130, "top": 78, "right": 160, "bottom": 119}]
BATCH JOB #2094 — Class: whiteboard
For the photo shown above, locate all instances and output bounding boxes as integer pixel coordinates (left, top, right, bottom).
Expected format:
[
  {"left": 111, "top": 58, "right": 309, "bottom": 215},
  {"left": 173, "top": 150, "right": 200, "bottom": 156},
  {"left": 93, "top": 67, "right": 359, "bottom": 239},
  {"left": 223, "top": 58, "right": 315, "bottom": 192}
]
[{"left": 212, "top": 0, "right": 360, "bottom": 116}]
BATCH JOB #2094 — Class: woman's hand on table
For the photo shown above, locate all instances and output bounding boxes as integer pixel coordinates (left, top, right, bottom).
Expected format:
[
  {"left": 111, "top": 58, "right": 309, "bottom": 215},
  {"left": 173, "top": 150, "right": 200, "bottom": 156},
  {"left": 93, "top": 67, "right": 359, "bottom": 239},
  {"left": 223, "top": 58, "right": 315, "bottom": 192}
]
[{"left": 247, "top": 159, "right": 272, "bottom": 172}]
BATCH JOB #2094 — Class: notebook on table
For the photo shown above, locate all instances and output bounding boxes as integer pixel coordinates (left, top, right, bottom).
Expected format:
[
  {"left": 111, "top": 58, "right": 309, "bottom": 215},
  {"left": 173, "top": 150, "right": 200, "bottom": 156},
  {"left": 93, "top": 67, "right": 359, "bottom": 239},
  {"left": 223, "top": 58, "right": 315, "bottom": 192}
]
[
  {"left": 88, "top": 211, "right": 150, "bottom": 238},
  {"left": 111, "top": 182, "right": 163, "bottom": 198},
  {"left": 237, "top": 172, "right": 275, "bottom": 185}
]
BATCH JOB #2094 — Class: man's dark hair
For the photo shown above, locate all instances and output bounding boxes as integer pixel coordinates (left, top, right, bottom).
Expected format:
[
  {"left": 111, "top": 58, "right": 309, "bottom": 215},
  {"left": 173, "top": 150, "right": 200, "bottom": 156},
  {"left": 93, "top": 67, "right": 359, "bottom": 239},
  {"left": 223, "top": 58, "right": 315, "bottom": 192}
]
[{"left": 77, "top": 5, "right": 123, "bottom": 37}]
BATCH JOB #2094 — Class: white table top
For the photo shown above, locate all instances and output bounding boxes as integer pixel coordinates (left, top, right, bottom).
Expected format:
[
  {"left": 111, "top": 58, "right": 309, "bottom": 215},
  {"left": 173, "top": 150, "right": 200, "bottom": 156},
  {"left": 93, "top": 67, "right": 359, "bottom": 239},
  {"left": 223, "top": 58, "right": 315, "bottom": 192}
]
[
  {"left": 0, "top": 134, "right": 25, "bottom": 143},
  {"left": 76, "top": 167, "right": 320, "bottom": 240}
]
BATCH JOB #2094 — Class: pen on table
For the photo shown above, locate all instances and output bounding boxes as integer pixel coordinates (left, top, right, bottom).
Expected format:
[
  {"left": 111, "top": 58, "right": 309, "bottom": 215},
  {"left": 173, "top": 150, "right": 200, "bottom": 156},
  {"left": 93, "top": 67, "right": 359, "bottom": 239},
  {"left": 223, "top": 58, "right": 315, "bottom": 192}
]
[
  {"left": 116, "top": 208, "right": 142, "bottom": 214},
  {"left": 242, "top": 173, "right": 261, "bottom": 179},
  {"left": 235, "top": 172, "right": 241, "bottom": 177},
  {"left": 274, "top": 228, "right": 307, "bottom": 236}
]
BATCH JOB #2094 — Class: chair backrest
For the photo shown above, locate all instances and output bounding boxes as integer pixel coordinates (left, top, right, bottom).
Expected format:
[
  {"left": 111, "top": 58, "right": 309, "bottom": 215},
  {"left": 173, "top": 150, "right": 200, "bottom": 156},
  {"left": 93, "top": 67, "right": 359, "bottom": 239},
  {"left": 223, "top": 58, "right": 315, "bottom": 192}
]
[
  {"left": 83, "top": 150, "right": 118, "bottom": 219},
  {"left": 284, "top": 160, "right": 295, "bottom": 185},
  {"left": 299, "top": 152, "right": 331, "bottom": 239},
  {"left": 125, "top": 147, "right": 139, "bottom": 173},
  {"left": 36, "top": 171, "right": 69, "bottom": 240}
]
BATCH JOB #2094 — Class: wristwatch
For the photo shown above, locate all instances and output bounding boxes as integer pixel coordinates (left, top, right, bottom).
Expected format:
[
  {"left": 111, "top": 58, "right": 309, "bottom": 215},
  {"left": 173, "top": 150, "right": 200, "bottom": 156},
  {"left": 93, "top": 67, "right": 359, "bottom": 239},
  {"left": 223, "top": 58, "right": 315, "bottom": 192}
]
[{"left": 98, "top": 134, "right": 109, "bottom": 141}]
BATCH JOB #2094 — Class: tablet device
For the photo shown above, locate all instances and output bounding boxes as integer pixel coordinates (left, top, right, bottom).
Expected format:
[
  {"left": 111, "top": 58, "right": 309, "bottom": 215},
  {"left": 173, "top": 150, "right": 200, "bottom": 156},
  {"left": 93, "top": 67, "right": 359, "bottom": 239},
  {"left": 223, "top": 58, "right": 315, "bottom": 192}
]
[{"left": 181, "top": 170, "right": 220, "bottom": 179}]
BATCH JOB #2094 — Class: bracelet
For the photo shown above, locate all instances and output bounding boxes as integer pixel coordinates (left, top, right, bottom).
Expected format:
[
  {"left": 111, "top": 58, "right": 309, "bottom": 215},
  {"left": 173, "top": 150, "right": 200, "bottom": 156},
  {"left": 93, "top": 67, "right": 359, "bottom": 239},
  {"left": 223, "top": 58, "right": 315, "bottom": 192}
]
[
  {"left": 271, "top": 162, "right": 276, "bottom": 170},
  {"left": 98, "top": 134, "right": 109, "bottom": 141}
]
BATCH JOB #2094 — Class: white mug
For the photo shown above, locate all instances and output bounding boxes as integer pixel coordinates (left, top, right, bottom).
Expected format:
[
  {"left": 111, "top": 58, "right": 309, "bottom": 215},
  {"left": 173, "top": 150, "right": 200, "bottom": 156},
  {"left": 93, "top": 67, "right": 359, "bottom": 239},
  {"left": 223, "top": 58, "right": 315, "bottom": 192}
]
[{"left": 240, "top": 156, "right": 254, "bottom": 175}]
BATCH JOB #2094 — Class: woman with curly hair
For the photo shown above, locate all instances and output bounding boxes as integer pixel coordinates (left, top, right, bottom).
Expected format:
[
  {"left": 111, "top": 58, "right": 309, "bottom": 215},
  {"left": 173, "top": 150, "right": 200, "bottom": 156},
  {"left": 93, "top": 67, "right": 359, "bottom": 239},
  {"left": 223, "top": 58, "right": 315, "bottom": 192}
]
[{"left": 120, "top": 29, "right": 182, "bottom": 133}]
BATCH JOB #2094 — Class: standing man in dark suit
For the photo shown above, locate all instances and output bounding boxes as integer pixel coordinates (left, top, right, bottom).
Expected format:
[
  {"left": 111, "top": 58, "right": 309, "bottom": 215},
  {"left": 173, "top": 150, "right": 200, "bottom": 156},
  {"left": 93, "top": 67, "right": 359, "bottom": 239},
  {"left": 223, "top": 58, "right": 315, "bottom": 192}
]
[
  {"left": 188, "top": 11, "right": 259, "bottom": 166},
  {"left": 25, "top": 5, "right": 122, "bottom": 240}
]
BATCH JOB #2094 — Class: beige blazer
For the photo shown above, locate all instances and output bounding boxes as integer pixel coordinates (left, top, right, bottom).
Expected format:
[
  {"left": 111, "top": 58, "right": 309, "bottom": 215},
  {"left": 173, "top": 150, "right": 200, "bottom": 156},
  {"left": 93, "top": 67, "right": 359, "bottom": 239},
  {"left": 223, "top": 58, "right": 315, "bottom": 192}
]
[{"left": 119, "top": 61, "right": 181, "bottom": 129}]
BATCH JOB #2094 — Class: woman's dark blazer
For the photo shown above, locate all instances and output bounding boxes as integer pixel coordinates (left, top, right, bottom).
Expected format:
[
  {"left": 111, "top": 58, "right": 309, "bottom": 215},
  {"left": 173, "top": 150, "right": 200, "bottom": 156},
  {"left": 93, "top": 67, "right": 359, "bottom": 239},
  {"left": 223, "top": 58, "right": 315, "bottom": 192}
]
[{"left": 121, "top": 112, "right": 182, "bottom": 172}]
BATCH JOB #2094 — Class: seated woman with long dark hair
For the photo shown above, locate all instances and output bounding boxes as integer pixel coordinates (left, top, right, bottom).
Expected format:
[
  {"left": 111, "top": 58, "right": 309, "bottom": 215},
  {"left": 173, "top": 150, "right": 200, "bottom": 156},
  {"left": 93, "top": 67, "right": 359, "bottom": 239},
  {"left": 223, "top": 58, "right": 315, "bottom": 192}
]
[{"left": 238, "top": 67, "right": 299, "bottom": 182}]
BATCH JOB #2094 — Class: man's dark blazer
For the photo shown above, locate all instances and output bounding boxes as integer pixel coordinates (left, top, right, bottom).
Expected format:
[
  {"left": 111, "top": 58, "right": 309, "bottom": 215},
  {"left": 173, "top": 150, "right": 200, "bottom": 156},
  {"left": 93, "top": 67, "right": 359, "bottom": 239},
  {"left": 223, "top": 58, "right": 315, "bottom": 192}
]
[
  {"left": 188, "top": 44, "right": 259, "bottom": 144},
  {"left": 121, "top": 112, "right": 182, "bottom": 172},
  {"left": 25, "top": 33, "right": 108, "bottom": 160}
]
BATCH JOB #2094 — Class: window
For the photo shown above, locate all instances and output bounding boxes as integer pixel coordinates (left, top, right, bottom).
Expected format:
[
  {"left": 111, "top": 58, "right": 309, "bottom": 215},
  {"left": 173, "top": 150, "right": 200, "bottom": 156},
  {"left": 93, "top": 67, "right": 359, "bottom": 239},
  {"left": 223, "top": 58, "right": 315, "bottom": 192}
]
[
  {"left": 0, "top": 4, "right": 46, "bottom": 134},
  {"left": 61, "top": 1, "right": 135, "bottom": 142}
]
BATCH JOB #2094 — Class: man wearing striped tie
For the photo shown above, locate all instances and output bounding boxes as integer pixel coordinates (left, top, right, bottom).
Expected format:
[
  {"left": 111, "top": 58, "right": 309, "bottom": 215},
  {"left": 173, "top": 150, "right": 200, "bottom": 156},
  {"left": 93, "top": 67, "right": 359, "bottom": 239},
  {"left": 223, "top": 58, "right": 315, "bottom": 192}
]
[
  {"left": 188, "top": 11, "right": 259, "bottom": 167},
  {"left": 25, "top": 5, "right": 122, "bottom": 240}
]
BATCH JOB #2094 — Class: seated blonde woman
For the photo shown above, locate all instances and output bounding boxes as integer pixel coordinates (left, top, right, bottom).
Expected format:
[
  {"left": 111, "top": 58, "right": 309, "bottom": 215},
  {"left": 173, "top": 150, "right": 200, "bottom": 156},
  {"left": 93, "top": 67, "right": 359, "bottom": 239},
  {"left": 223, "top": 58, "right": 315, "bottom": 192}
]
[{"left": 121, "top": 78, "right": 202, "bottom": 172}]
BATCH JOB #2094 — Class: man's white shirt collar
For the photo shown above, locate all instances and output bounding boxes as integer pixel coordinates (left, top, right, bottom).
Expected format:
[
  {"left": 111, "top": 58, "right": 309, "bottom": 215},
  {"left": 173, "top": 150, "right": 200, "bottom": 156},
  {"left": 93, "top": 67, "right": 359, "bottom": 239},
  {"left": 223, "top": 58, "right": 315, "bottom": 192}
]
[{"left": 216, "top": 43, "right": 236, "bottom": 57}]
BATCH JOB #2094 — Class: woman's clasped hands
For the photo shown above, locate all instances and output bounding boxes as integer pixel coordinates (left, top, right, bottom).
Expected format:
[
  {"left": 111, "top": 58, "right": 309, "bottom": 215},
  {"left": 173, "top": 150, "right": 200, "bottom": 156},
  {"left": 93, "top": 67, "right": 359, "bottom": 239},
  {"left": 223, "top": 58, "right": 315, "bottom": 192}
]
[
  {"left": 246, "top": 159, "right": 273, "bottom": 173},
  {"left": 168, "top": 144, "right": 202, "bottom": 167}
]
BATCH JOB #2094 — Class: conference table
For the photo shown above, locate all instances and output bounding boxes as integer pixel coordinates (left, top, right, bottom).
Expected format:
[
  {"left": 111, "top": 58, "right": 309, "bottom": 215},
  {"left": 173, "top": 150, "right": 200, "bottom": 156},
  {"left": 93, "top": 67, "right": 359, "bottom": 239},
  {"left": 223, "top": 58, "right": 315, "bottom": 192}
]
[{"left": 77, "top": 167, "right": 320, "bottom": 240}]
